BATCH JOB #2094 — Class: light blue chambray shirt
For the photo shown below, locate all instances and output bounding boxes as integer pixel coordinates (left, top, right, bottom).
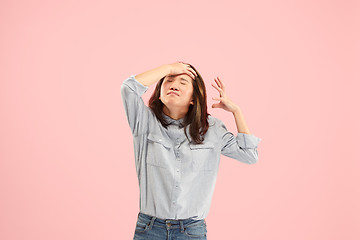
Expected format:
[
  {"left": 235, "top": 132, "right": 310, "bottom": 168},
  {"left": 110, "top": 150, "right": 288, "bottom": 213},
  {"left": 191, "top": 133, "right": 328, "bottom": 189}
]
[{"left": 120, "top": 74, "right": 262, "bottom": 220}]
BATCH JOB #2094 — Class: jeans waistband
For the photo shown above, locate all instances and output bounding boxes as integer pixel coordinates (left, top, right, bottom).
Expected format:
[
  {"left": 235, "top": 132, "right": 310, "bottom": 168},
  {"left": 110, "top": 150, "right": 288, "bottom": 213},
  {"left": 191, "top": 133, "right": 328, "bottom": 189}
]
[
  {"left": 137, "top": 212, "right": 206, "bottom": 227},
  {"left": 138, "top": 212, "right": 206, "bottom": 232}
]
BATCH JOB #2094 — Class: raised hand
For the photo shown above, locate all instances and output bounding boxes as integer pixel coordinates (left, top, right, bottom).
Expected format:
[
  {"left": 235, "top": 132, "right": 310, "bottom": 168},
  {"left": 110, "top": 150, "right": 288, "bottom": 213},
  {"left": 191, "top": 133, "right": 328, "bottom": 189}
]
[
  {"left": 211, "top": 77, "right": 240, "bottom": 113},
  {"left": 168, "top": 61, "right": 198, "bottom": 80}
]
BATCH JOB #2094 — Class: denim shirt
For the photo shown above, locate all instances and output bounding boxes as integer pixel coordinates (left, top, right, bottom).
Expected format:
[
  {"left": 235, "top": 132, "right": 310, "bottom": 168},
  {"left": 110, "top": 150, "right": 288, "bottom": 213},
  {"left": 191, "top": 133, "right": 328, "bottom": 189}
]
[{"left": 120, "top": 74, "right": 262, "bottom": 220}]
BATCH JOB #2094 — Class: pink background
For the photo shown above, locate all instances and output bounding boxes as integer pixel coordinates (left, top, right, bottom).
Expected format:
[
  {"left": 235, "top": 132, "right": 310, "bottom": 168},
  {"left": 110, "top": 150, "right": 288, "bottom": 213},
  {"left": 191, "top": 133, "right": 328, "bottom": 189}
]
[{"left": 1, "top": 0, "right": 359, "bottom": 239}]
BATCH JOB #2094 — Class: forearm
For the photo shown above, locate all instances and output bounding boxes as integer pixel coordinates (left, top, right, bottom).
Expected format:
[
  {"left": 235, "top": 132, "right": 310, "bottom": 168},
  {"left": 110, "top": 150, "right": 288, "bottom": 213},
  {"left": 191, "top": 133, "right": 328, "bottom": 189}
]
[
  {"left": 135, "top": 64, "right": 171, "bottom": 87},
  {"left": 232, "top": 108, "right": 251, "bottom": 134}
]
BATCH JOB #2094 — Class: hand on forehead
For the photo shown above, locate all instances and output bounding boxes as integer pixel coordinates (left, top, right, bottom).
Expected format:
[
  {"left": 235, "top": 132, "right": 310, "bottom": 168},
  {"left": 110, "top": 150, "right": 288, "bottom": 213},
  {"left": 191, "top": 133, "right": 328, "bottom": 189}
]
[{"left": 167, "top": 73, "right": 193, "bottom": 81}]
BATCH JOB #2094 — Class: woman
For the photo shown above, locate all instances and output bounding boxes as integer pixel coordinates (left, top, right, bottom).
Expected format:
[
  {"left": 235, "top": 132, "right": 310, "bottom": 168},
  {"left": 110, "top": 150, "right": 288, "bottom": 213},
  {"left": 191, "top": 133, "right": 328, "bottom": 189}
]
[{"left": 120, "top": 62, "right": 262, "bottom": 240}]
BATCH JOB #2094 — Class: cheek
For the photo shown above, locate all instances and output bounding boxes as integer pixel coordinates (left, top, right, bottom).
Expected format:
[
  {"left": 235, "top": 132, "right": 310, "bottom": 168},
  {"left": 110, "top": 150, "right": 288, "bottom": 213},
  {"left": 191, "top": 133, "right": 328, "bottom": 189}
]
[
  {"left": 161, "top": 84, "right": 169, "bottom": 92},
  {"left": 160, "top": 86, "right": 166, "bottom": 95},
  {"left": 185, "top": 87, "right": 194, "bottom": 97}
]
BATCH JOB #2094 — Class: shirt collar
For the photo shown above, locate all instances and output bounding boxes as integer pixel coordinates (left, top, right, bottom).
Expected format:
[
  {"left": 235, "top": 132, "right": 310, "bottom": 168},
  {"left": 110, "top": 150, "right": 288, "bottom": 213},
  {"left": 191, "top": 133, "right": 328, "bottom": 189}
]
[{"left": 162, "top": 112, "right": 185, "bottom": 128}]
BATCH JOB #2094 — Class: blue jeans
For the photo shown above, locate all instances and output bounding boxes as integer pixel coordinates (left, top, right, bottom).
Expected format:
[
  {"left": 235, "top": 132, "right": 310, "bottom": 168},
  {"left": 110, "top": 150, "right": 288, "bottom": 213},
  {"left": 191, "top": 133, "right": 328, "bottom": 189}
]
[{"left": 133, "top": 212, "right": 207, "bottom": 240}]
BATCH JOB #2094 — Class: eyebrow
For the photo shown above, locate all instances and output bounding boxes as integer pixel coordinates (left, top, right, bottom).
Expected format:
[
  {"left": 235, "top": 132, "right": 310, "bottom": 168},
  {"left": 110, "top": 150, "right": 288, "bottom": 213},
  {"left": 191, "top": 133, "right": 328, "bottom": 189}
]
[
  {"left": 167, "top": 76, "right": 190, "bottom": 82},
  {"left": 180, "top": 77, "right": 189, "bottom": 82}
]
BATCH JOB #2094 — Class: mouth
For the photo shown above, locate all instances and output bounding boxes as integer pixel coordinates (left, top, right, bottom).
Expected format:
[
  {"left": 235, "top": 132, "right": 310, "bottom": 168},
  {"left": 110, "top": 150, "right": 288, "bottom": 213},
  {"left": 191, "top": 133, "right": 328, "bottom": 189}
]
[{"left": 167, "top": 92, "right": 179, "bottom": 96}]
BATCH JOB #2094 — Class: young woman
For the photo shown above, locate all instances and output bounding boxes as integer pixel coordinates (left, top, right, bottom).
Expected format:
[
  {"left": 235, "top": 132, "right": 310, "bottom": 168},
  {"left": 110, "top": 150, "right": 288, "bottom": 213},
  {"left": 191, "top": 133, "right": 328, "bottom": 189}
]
[{"left": 121, "top": 62, "right": 262, "bottom": 240}]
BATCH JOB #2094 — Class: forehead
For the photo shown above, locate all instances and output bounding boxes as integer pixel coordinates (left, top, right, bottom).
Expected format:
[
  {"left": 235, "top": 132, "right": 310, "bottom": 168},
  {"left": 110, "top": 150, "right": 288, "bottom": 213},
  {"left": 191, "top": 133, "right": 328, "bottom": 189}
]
[{"left": 166, "top": 74, "right": 192, "bottom": 82}]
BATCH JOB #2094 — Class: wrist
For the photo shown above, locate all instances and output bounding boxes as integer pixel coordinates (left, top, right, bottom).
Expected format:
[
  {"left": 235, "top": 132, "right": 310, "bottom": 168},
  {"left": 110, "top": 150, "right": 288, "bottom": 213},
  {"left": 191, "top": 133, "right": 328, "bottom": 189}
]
[
  {"left": 232, "top": 106, "right": 241, "bottom": 114},
  {"left": 162, "top": 64, "right": 172, "bottom": 76}
]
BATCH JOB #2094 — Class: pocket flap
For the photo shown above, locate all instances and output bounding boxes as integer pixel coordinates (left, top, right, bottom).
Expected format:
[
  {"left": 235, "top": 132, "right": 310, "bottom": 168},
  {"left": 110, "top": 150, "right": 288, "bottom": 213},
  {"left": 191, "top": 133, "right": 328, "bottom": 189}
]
[
  {"left": 147, "top": 133, "right": 172, "bottom": 149},
  {"left": 189, "top": 142, "right": 215, "bottom": 150}
]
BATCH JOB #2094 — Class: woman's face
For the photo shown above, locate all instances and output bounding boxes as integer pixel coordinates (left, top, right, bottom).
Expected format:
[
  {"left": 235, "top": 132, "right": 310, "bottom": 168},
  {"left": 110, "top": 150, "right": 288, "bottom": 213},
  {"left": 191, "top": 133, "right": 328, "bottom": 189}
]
[{"left": 159, "top": 74, "right": 194, "bottom": 112}]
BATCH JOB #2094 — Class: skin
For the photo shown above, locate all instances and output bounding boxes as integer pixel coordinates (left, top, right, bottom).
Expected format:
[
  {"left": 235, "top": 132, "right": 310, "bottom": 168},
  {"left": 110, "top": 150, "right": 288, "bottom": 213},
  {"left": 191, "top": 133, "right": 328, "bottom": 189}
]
[
  {"left": 159, "top": 73, "right": 194, "bottom": 120},
  {"left": 211, "top": 76, "right": 251, "bottom": 134},
  {"left": 159, "top": 69, "right": 251, "bottom": 134}
]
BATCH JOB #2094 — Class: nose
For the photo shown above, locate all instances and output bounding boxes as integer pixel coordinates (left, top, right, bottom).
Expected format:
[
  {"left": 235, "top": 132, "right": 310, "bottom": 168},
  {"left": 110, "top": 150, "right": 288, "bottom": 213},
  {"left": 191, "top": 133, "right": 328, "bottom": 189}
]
[{"left": 170, "top": 82, "right": 179, "bottom": 91}]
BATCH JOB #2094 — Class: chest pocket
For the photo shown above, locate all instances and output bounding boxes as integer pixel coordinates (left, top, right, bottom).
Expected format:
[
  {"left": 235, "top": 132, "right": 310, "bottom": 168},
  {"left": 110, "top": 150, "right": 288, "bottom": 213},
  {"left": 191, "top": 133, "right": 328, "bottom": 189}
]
[
  {"left": 146, "top": 133, "right": 172, "bottom": 169},
  {"left": 189, "top": 142, "right": 216, "bottom": 171}
]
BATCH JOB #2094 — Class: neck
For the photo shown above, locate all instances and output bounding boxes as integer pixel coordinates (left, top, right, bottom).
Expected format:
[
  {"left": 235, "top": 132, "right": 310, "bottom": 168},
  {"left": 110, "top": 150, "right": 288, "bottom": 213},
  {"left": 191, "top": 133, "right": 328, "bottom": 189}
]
[{"left": 162, "top": 105, "right": 186, "bottom": 120}]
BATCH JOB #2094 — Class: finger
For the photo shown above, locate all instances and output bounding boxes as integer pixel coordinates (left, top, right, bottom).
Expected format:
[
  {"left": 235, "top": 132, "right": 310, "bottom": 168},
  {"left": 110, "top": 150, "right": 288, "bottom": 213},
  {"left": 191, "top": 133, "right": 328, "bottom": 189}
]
[
  {"left": 216, "top": 77, "right": 225, "bottom": 89},
  {"left": 211, "top": 82, "right": 221, "bottom": 92},
  {"left": 211, "top": 83, "right": 220, "bottom": 92},
  {"left": 189, "top": 69, "right": 197, "bottom": 79},
  {"left": 215, "top": 77, "right": 226, "bottom": 94},
  {"left": 212, "top": 97, "right": 221, "bottom": 101},
  {"left": 212, "top": 103, "right": 221, "bottom": 108},
  {"left": 187, "top": 71, "right": 196, "bottom": 80},
  {"left": 186, "top": 72, "right": 195, "bottom": 80},
  {"left": 211, "top": 82, "right": 223, "bottom": 96},
  {"left": 187, "top": 66, "right": 198, "bottom": 78},
  {"left": 214, "top": 78, "right": 221, "bottom": 88},
  {"left": 215, "top": 77, "right": 224, "bottom": 91}
]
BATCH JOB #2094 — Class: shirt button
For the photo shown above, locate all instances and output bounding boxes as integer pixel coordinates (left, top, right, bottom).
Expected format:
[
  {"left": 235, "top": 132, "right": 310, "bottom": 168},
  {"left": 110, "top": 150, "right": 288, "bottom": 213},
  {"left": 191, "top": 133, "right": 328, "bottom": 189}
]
[
  {"left": 176, "top": 169, "right": 179, "bottom": 172},
  {"left": 176, "top": 185, "right": 178, "bottom": 188}
]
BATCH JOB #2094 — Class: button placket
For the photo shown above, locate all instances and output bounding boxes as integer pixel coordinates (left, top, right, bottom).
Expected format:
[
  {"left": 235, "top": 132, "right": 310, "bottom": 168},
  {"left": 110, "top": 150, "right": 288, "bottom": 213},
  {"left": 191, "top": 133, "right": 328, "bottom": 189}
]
[
  {"left": 173, "top": 132, "right": 182, "bottom": 210},
  {"left": 167, "top": 123, "right": 185, "bottom": 215}
]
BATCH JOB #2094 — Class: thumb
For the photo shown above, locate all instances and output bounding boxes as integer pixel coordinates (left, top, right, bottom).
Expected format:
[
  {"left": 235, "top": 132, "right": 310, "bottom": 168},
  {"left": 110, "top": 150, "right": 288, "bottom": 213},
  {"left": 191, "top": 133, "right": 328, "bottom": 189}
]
[{"left": 212, "top": 103, "right": 221, "bottom": 108}]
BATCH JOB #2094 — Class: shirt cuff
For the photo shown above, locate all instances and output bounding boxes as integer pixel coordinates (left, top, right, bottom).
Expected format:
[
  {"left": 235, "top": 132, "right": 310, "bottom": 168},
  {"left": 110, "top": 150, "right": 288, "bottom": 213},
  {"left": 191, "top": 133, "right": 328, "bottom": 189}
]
[
  {"left": 236, "top": 133, "right": 262, "bottom": 149},
  {"left": 123, "top": 74, "right": 149, "bottom": 96}
]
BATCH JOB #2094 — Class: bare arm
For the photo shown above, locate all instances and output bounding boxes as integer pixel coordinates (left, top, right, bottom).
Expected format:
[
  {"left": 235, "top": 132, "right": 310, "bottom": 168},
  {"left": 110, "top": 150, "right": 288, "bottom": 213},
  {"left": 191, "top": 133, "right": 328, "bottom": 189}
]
[
  {"left": 211, "top": 76, "right": 251, "bottom": 134},
  {"left": 232, "top": 107, "right": 251, "bottom": 134},
  {"left": 135, "top": 64, "right": 171, "bottom": 87}
]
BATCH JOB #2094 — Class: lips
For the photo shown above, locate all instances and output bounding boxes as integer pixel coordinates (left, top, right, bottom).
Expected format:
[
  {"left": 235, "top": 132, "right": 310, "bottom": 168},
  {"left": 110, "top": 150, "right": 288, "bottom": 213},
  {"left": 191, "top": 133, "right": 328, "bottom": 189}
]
[{"left": 167, "top": 91, "right": 179, "bottom": 96}]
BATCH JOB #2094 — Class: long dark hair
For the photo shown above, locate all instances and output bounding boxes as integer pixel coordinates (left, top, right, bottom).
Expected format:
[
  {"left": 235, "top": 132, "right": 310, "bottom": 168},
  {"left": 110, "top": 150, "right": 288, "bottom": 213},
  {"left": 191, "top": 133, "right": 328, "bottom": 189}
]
[{"left": 148, "top": 64, "right": 210, "bottom": 144}]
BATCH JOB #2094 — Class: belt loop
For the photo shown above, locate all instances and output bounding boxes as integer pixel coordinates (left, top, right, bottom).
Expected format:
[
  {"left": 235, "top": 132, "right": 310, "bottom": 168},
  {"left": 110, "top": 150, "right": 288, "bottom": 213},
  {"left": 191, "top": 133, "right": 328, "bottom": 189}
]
[
  {"left": 148, "top": 216, "right": 156, "bottom": 230},
  {"left": 180, "top": 220, "right": 184, "bottom": 232}
]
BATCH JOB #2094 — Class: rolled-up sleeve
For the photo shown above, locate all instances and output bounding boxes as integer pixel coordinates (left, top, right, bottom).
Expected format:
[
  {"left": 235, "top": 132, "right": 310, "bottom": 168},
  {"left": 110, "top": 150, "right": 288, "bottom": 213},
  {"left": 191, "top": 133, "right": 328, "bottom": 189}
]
[
  {"left": 120, "top": 74, "right": 151, "bottom": 136},
  {"left": 217, "top": 118, "right": 262, "bottom": 164}
]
